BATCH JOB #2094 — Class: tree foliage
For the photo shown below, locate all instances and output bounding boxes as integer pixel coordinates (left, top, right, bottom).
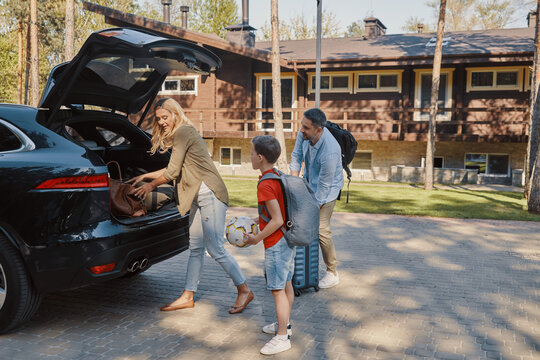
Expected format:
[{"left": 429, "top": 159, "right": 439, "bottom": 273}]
[
  {"left": 345, "top": 20, "right": 364, "bottom": 37},
  {"left": 402, "top": 16, "right": 436, "bottom": 33},
  {"left": 258, "top": 10, "right": 341, "bottom": 40},
  {"left": 187, "top": 0, "right": 239, "bottom": 38},
  {"left": 426, "top": 0, "right": 519, "bottom": 31}
]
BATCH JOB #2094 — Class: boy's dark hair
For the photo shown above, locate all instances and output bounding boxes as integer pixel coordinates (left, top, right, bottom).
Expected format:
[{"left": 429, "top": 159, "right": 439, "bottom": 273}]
[
  {"left": 252, "top": 135, "right": 281, "bottom": 163},
  {"left": 304, "top": 108, "right": 327, "bottom": 128}
]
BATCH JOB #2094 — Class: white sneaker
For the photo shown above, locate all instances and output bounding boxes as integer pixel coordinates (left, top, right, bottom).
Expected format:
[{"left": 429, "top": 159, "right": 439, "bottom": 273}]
[
  {"left": 260, "top": 335, "right": 291, "bottom": 355},
  {"left": 319, "top": 271, "right": 339, "bottom": 289},
  {"left": 262, "top": 322, "right": 292, "bottom": 336}
]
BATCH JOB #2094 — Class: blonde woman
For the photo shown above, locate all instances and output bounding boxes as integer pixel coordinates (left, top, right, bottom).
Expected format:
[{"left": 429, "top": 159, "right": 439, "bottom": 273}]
[{"left": 130, "top": 97, "right": 254, "bottom": 313}]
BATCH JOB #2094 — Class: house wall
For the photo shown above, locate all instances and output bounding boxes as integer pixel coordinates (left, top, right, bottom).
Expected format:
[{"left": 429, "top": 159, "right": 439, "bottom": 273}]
[{"left": 202, "top": 138, "right": 525, "bottom": 184}]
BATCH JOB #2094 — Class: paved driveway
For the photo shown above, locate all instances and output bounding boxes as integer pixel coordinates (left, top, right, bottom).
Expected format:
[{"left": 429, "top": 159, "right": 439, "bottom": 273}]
[{"left": 0, "top": 208, "right": 539, "bottom": 360}]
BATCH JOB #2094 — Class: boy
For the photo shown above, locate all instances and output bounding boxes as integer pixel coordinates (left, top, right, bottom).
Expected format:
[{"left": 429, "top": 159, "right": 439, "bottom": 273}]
[{"left": 245, "top": 135, "right": 295, "bottom": 355}]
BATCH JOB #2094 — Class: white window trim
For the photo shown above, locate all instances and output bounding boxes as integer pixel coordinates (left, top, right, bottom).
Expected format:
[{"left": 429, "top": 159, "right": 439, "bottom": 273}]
[
  {"left": 353, "top": 70, "right": 403, "bottom": 93},
  {"left": 466, "top": 66, "right": 524, "bottom": 92},
  {"left": 351, "top": 150, "right": 373, "bottom": 171},
  {"left": 219, "top": 147, "right": 242, "bottom": 166},
  {"left": 413, "top": 68, "right": 454, "bottom": 121},
  {"left": 421, "top": 156, "right": 444, "bottom": 168},
  {"left": 255, "top": 74, "right": 297, "bottom": 132},
  {"left": 307, "top": 71, "right": 353, "bottom": 94},
  {"left": 464, "top": 153, "right": 510, "bottom": 176},
  {"left": 159, "top": 75, "right": 199, "bottom": 96}
]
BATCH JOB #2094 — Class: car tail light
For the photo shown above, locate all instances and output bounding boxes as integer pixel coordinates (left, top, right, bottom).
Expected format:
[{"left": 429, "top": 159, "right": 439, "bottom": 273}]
[
  {"left": 35, "top": 174, "right": 109, "bottom": 189},
  {"left": 89, "top": 262, "right": 116, "bottom": 274}
]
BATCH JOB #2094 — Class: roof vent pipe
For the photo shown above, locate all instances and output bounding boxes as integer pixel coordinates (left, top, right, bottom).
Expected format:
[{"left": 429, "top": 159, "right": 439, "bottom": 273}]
[
  {"left": 242, "top": 0, "right": 249, "bottom": 25},
  {"left": 161, "top": 0, "right": 172, "bottom": 24},
  {"left": 180, "top": 6, "right": 189, "bottom": 28}
]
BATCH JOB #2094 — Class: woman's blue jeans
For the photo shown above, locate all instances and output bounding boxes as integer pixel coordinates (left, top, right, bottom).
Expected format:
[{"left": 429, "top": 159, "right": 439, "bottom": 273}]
[{"left": 184, "top": 190, "right": 246, "bottom": 292}]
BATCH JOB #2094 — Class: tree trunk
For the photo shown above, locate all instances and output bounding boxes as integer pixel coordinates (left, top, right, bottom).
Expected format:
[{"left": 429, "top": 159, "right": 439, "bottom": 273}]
[
  {"left": 424, "top": 0, "right": 447, "bottom": 191},
  {"left": 30, "top": 0, "right": 39, "bottom": 107},
  {"left": 525, "top": 1, "right": 540, "bottom": 199},
  {"left": 65, "top": 0, "right": 75, "bottom": 61},
  {"left": 17, "top": 21, "right": 24, "bottom": 104},
  {"left": 528, "top": 144, "right": 540, "bottom": 212},
  {"left": 24, "top": 19, "right": 31, "bottom": 105},
  {"left": 271, "top": 0, "right": 288, "bottom": 171}
]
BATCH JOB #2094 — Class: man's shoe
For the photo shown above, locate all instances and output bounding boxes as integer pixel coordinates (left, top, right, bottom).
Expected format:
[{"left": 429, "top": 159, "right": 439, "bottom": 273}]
[
  {"left": 262, "top": 322, "right": 292, "bottom": 336},
  {"left": 319, "top": 271, "right": 339, "bottom": 289},
  {"left": 260, "top": 335, "right": 291, "bottom": 355}
]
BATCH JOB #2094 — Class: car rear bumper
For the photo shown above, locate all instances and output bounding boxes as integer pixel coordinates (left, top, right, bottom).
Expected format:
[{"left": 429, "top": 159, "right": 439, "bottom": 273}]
[{"left": 25, "top": 214, "right": 190, "bottom": 293}]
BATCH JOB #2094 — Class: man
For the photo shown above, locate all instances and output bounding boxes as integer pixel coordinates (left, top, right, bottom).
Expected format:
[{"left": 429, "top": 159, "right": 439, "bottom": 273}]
[{"left": 290, "top": 108, "right": 343, "bottom": 289}]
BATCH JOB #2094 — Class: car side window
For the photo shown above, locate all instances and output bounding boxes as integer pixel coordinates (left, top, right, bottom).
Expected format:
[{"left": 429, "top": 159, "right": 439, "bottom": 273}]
[
  {"left": 97, "top": 127, "right": 130, "bottom": 146},
  {"left": 0, "top": 122, "right": 23, "bottom": 152}
]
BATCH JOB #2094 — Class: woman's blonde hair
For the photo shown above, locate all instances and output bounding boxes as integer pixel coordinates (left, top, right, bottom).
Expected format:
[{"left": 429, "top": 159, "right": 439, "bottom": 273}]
[{"left": 150, "top": 97, "right": 192, "bottom": 154}]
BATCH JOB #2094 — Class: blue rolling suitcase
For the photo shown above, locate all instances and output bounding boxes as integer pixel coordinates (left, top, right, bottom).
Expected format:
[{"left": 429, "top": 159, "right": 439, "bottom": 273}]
[{"left": 292, "top": 240, "right": 320, "bottom": 296}]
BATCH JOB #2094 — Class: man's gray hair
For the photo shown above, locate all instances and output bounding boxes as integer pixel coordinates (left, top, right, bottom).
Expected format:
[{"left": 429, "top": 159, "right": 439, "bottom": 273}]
[{"left": 304, "top": 108, "right": 327, "bottom": 128}]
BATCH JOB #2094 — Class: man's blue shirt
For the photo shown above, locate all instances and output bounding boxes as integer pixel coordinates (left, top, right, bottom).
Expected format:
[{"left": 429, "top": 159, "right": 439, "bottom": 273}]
[{"left": 289, "top": 128, "right": 344, "bottom": 206}]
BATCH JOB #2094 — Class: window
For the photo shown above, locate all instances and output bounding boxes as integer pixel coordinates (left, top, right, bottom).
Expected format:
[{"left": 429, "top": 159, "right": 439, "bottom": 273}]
[
  {"left": 465, "top": 153, "right": 509, "bottom": 175},
  {"left": 354, "top": 70, "right": 402, "bottom": 93},
  {"left": 159, "top": 76, "right": 198, "bottom": 95},
  {"left": 351, "top": 152, "right": 372, "bottom": 170},
  {"left": 0, "top": 122, "right": 23, "bottom": 152},
  {"left": 466, "top": 67, "right": 524, "bottom": 91},
  {"left": 97, "top": 127, "right": 130, "bottom": 146},
  {"left": 256, "top": 73, "right": 297, "bottom": 131},
  {"left": 220, "top": 147, "right": 241, "bottom": 166},
  {"left": 413, "top": 69, "right": 453, "bottom": 121},
  {"left": 421, "top": 156, "right": 444, "bottom": 168},
  {"left": 308, "top": 72, "right": 352, "bottom": 93}
]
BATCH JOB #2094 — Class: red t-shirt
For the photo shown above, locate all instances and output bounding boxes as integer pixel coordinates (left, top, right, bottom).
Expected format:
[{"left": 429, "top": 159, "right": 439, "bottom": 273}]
[{"left": 257, "top": 169, "right": 286, "bottom": 249}]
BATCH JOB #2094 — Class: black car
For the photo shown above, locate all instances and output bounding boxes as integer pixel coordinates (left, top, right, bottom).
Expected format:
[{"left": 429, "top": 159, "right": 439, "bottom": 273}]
[{"left": 0, "top": 28, "right": 221, "bottom": 333}]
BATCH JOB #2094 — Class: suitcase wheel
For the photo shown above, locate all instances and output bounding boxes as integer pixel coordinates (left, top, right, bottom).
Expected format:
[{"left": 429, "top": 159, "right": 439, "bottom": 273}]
[
  {"left": 294, "top": 289, "right": 301, "bottom": 297},
  {"left": 314, "top": 286, "right": 319, "bottom": 292}
]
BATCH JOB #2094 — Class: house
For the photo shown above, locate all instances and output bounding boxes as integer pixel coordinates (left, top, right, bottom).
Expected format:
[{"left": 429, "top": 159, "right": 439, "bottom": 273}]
[{"left": 84, "top": 1, "right": 534, "bottom": 186}]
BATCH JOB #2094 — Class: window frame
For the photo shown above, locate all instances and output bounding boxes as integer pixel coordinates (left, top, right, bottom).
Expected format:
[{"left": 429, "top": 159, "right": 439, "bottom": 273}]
[
  {"left": 464, "top": 153, "right": 510, "bottom": 176},
  {"left": 0, "top": 119, "right": 35, "bottom": 154},
  {"left": 159, "top": 75, "right": 199, "bottom": 96},
  {"left": 307, "top": 71, "right": 353, "bottom": 94},
  {"left": 255, "top": 72, "right": 297, "bottom": 132},
  {"left": 219, "top": 146, "right": 242, "bottom": 166},
  {"left": 466, "top": 66, "right": 524, "bottom": 92},
  {"left": 351, "top": 150, "right": 373, "bottom": 171},
  {"left": 353, "top": 70, "right": 403, "bottom": 93},
  {"left": 525, "top": 66, "right": 532, "bottom": 92},
  {"left": 413, "top": 68, "right": 454, "bottom": 121}
]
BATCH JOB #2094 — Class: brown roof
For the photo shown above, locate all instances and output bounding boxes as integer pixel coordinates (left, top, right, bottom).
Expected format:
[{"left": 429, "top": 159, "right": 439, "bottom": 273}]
[
  {"left": 256, "top": 27, "right": 534, "bottom": 67},
  {"left": 82, "top": 1, "right": 291, "bottom": 68}
]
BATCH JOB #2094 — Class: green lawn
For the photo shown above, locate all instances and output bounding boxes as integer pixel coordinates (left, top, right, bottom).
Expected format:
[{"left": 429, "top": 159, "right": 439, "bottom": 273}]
[{"left": 223, "top": 178, "right": 540, "bottom": 221}]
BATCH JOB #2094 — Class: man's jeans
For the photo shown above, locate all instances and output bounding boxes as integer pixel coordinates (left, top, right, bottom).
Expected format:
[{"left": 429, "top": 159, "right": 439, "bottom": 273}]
[{"left": 184, "top": 190, "right": 246, "bottom": 291}]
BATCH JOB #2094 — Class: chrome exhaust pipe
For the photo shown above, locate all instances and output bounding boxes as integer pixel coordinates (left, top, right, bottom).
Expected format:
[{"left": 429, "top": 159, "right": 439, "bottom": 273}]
[
  {"left": 139, "top": 258, "right": 149, "bottom": 270},
  {"left": 127, "top": 260, "right": 140, "bottom": 272}
]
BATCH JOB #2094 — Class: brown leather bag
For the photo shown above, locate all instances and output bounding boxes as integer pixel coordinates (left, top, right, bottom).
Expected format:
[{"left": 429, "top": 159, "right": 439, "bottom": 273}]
[{"left": 107, "top": 161, "right": 147, "bottom": 218}]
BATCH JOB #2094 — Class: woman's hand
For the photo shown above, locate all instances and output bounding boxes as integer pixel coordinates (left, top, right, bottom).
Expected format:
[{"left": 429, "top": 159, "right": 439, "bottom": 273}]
[
  {"left": 131, "top": 182, "right": 155, "bottom": 200},
  {"left": 126, "top": 174, "right": 146, "bottom": 185}
]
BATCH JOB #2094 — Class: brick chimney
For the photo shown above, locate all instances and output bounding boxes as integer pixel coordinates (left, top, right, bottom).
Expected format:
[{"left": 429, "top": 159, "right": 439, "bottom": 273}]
[
  {"left": 225, "top": 0, "right": 256, "bottom": 47},
  {"left": 528, "top": 10, "right": 537, "bottom": 28},
  {"left": 364, "top": 17, "right": 386, "bottom": 39}
]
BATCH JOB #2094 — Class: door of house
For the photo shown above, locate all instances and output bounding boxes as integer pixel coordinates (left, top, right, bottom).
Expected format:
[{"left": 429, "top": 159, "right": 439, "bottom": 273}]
[{"left": 258, "top": 76, "right": 295, "bottom": 131}]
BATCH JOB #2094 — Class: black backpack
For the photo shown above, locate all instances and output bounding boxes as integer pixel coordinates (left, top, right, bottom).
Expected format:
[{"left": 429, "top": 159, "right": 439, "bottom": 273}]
[{"left": 325, "top": 121, "right": 357, "bottom": 202}]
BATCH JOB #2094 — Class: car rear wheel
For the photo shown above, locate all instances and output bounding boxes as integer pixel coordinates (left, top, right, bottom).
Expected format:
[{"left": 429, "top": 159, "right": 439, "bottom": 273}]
[{"left": 0, "top": 233, "right": 42, "bottom": 334}]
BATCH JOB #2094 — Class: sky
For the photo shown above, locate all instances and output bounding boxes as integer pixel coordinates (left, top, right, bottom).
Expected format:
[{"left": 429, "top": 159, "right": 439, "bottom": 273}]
[{"left": 235, "top": 0, "right": 530, "bottom": 35}]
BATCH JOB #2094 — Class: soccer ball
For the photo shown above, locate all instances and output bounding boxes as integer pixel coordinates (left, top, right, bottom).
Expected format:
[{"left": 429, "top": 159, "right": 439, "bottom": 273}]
[{"left": 226, "top": 216, "right": 257, "bottom": 247}]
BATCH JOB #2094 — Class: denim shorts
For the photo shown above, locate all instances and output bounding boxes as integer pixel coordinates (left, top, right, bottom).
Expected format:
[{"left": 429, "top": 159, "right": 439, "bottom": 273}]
[{"left": 264, "top": 237, "right": 295, "bottom": 290}]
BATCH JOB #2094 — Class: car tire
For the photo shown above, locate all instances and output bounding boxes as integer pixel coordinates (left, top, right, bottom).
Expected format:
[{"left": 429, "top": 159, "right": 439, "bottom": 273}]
[{"left": 0, "top": 232, "right": 42, "bottom": 334}]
